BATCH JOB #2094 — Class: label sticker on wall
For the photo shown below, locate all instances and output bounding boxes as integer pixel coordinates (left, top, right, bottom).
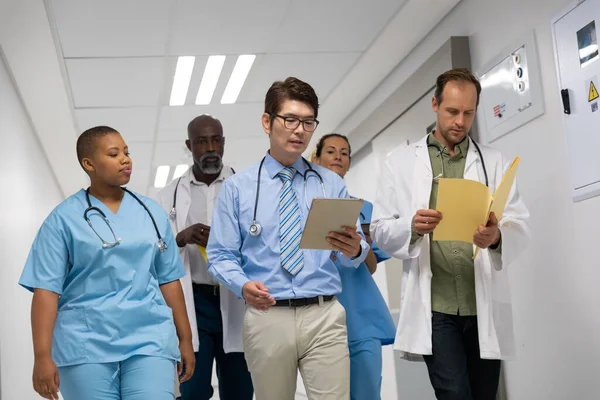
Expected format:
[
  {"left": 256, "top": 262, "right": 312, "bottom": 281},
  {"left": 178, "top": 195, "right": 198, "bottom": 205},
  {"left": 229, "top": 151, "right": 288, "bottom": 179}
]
[{"left": 588, "top": 77, "right": 599, "bottom": 102}]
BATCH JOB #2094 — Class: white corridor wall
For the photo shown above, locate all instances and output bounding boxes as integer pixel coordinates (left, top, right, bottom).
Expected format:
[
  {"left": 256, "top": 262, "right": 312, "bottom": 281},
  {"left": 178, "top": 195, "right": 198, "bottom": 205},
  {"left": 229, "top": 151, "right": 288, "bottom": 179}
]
[
  {"left": 342, "top": 0, "right": 600, "bottom": 398},
  {"left": 0, "top": 53, "right": 65, "bottom": 399}
]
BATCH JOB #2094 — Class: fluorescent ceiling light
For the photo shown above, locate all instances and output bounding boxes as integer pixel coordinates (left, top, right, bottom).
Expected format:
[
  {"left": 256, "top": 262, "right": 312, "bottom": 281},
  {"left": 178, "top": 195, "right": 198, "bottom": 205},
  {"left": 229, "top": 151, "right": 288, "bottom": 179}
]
[
  {"left": 169, "top": 56, "right": 195, "bottom": 106},
  {"left": 221, "top": 54, "right": 256, "bottom": 104},
  {"left": 196, "top": 55, "right": 226, "bottom": 105},
  {"left": 154, "top": 165, "right": 170, "bottom": 188},
  {"left": 172, "top": 164, "right": 190, "bottom": 180}
]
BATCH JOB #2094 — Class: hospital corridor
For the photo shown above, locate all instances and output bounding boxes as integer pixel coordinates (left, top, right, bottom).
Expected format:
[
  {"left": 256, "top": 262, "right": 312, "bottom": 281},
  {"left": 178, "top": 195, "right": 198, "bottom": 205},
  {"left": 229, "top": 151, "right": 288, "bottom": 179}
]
[{"left": 1, "top": 0, "right": 600, "bottom": 399}]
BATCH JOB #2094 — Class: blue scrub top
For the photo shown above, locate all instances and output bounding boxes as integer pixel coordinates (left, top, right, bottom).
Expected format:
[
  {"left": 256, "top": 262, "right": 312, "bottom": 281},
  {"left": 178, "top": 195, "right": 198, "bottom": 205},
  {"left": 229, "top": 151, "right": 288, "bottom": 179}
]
[
  {"left": 19, "top": 189, "right": 185, "bottom": 367},
  {"left": 336, "top": 199, "right": 396, "bottom": 345}
]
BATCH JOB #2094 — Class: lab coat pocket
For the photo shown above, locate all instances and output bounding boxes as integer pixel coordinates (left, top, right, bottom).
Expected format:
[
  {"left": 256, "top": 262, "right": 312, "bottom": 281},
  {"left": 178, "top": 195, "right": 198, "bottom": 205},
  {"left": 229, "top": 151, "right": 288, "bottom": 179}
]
[{"left": 53, "top": 309, "right": 89, "bottom": 366}]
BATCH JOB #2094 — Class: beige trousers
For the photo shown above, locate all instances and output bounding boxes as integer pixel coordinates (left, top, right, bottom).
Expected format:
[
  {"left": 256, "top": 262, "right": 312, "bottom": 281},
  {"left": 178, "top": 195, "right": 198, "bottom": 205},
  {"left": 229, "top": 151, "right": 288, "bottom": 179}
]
[{"left": 242, "top": 297, "right": 350, "bottom": 400}]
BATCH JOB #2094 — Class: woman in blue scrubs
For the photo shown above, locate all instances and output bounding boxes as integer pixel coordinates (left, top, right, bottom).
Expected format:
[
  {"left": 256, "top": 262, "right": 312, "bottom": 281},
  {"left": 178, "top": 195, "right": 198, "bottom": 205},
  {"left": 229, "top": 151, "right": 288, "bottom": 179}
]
[
  {"left": 19, "top": 126, "right": 195, "bottom": 400},
  {"left": 312, "top": 133, "right": 396, "bottom": 400}
]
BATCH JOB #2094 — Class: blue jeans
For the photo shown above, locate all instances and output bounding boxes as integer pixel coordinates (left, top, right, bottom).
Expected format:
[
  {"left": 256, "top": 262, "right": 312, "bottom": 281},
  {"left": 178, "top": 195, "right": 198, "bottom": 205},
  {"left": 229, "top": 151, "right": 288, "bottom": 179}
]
[
  {"left": 423, "top": 312, "right": 501, "bottom": 400},
  {"left": 59, "top": 356, "right": 175, "bottom": 400},
  {"left": 178, "top": 284, "right": 253, "bottom": 400}
]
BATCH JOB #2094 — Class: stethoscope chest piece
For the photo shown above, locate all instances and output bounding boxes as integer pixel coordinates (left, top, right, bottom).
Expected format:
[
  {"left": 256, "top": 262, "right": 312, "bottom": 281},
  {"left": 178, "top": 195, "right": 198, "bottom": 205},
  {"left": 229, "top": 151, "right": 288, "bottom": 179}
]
[
  {"left": 249, "top": 222, "right": 262, "bottom": 237},
  {"left": 157, "top": 239, "right": 168, "bottom": 252},
  {"left": 169, "top": 208, "right": 177, "bottom": 221}
]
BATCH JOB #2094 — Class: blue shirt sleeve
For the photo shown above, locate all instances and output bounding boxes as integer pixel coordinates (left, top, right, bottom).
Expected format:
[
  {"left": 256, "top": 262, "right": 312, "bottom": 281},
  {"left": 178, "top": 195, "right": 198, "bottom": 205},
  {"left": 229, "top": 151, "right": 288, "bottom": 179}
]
[
  {"left": 19, "top": 217, "right": 70, "bottom": 295},
  {"left": 207, "top": 179, "right": 249, "bottom": 298},
  {"left": 155, "top": 211, "right": 185, "bottom": 285}
]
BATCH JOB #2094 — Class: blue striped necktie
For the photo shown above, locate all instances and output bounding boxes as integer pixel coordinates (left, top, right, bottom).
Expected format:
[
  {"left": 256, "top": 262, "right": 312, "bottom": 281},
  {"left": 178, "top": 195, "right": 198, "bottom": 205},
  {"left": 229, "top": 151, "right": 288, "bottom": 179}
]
[{"left": 277, "top": 167, "right": 304, "bottom": 275}]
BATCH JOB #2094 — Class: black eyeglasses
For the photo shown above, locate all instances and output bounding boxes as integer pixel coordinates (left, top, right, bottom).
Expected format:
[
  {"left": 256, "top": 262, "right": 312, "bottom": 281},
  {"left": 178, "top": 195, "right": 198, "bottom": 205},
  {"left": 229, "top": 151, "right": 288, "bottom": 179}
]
[{"left": 271, "top": 114, "right": 319, "bottom": 132}]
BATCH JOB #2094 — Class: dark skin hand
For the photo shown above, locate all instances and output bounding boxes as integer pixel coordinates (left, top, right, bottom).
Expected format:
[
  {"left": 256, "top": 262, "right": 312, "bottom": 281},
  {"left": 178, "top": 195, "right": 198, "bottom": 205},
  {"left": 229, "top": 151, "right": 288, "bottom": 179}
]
[
  {"left": 363, "top": 231, "right": 378, "bottom": 274},
  {"left": 176, "top": 223, "right": 211, "bottom": 248},
  {"left": 31, "top": 289, "right": 60, "bottom": 400}
]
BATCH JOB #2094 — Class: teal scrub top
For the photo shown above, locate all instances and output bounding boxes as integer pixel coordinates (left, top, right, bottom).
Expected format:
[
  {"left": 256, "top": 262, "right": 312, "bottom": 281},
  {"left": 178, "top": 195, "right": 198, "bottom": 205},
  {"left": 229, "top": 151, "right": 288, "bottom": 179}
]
[
  {"left": 336, "top": 200, "right": 396, "bottom": 345},
  {"left": 19, "top": 189, "right": 185, "bottom": 367}
]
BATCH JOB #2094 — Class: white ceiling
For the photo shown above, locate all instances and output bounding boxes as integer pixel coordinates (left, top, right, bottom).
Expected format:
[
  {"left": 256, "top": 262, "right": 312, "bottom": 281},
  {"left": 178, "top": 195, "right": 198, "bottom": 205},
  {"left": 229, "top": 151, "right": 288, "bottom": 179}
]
[
  {"left": 1, "top": 0, "right": 460, "bottom": 199},
  {"left": 47, "top": 0, "right": 404, "bottom": 197}
]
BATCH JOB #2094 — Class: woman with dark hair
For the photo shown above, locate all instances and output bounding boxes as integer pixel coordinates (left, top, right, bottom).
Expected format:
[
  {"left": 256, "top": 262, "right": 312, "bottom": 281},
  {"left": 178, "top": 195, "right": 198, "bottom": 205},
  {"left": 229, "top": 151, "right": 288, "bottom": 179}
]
[{"left": 312, "top": 133, "right": 395, "bottom": 400}]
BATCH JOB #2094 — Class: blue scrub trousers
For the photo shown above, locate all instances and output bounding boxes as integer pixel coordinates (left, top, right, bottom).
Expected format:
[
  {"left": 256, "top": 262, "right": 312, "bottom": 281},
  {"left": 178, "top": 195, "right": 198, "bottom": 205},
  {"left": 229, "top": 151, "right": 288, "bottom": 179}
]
[
  {"left": 178, "top": 284, "right": 253, "bottom": 400},
  {"left": 58, "top": 355, "right": 176, "bottom": 400},
  {"left": 349, "top": 338, "right": 383, "bottom": 400}
]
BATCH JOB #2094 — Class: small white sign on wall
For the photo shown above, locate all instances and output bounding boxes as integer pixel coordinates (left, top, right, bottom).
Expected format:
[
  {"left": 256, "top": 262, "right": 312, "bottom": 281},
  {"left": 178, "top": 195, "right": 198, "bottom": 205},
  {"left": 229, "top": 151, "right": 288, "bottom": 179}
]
[{"left": 477, "top": 32, "right": 545, "bottom": 143}]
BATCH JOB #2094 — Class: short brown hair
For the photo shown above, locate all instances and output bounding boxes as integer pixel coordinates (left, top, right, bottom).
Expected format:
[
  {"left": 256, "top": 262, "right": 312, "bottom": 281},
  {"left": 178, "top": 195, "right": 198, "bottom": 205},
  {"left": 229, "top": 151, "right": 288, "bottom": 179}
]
[
  {"left": 264, "top": 77, "right": 319, "bottom": 121},
  {"left": 434, "top": 68, "right": 482, "bottom": 107}
]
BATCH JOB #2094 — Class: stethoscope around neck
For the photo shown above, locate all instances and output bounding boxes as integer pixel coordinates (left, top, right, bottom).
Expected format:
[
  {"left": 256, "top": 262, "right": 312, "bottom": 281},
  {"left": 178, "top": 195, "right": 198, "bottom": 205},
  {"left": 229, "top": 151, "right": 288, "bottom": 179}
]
[
  {"left": 84, "top": 187, "right": 168, "bottom": 252},
  {"left": 426, "top": 135, "right": 489, "bottom": 187},
  {"left": 249, "top": 156, "right": 325, "bottom": 237}
]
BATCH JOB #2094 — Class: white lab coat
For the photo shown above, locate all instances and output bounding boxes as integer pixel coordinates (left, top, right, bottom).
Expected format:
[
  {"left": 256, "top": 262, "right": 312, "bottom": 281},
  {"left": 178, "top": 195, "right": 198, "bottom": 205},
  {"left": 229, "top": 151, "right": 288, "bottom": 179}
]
[
  {"left": 157, "top": 166, "right": 246, "bottom": 353},
  {"left": 371, "top": 135, "right": 531, "bottom": 361}
]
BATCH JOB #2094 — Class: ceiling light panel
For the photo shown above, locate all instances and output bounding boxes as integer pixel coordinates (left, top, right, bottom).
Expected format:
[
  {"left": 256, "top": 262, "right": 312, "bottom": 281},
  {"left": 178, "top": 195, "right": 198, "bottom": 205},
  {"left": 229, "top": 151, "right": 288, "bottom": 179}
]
[
  {"left": 154, "top": 165, "right": 171, "bottom": 188},
  {"left": 169, "top": 56, "right": 196, "bottom": 106},
  {"left": 221, "top": 54, "right": 256, "bottom": 104},
  {"left": 196, "top": 55, "right": 226, "bottom": 105}
]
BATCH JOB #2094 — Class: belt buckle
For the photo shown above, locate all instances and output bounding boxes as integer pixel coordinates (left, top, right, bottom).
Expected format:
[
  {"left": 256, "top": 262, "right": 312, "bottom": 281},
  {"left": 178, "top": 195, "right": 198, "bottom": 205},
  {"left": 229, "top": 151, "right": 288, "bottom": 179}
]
[
  {"left": 288, "top": 299, "right": 294, "bottom": 307},
  {"left": 213, "top": 286, "right": 219, "bottom": 296}
]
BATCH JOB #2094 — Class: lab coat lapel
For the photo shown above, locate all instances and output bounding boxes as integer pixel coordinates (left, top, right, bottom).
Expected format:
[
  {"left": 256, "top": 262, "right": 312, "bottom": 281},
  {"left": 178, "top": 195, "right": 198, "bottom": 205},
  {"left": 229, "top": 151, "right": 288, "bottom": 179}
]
[
  {"left": 463, "top": 137, "right": 481, "bottom": 183},
  {"left": 175, "top": 169, "right": 193, "bottom": 231},
  {"left": 414, "top": 136, "right": 432, "bottom": 174}
]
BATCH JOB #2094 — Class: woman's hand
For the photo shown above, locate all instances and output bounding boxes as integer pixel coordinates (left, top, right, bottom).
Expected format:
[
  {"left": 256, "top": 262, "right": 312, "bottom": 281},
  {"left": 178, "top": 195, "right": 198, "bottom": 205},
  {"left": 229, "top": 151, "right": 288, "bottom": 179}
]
[
  {"left": 178, "top": 340, "right": 196, "bottom": 383},
  {"left": 33, "top": 356, "right": 60, "bottom": 400}
]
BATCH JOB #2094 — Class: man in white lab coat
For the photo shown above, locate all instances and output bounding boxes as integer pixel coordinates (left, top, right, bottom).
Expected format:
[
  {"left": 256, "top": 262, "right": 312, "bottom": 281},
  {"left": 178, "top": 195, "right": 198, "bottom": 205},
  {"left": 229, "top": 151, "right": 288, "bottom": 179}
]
[
  {"left": 371, "top": 68, "right": 531, "bottom": 400},
  {"left": 157, "top": 115, "right": 253, "bottom": 400}
]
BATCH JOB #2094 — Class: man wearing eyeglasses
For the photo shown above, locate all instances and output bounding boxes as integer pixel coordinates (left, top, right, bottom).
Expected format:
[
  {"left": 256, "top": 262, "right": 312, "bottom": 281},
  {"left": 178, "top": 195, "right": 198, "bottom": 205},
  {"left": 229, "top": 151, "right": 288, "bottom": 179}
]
[
  {"left": 157, "top": 115, "right": 253, "bottom": 400},
  {"left": 207, "top": 77, "right": 369, "bottom": 399}
]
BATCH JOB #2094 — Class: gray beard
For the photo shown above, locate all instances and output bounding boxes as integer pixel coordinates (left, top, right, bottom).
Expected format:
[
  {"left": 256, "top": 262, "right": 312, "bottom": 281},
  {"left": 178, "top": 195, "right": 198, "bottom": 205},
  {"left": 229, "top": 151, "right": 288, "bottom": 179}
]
[{"left": 199, "top": 154, "right": 223, "bottom": 175}]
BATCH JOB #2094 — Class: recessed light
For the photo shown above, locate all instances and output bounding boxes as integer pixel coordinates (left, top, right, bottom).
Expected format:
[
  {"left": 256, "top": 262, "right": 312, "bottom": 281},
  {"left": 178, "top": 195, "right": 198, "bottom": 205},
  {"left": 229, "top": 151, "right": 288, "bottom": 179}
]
[
  {"left": 221, "top": 54, "right": 256, "bottom": 104},
  {"left": 169, "top": 56, "right": 195, "bottom": 106},
  {"left": 172, "top": 164, "right": 190, "bottom": 180},
  {"left": 154, "top": 165, "right": 170, "bottom": 188},
  {"left": 196, "top": 55, "right": 226, "bottom": 105}
]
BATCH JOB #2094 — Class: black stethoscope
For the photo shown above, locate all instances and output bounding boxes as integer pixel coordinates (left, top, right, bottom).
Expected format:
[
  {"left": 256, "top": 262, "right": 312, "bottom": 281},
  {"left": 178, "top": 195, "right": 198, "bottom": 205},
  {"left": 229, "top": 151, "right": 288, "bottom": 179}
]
[
  {"left": 169, "top": 167, "right": 235, "bottom": 221},
  {"left": 249, "top": 157, "right": 325, "bottom": 237},
  {"left": 84, "top": 187, "right": 168, "bottom": 252},
  {"left": 426, "top": 135, "right": 489, "bottom": 187}
]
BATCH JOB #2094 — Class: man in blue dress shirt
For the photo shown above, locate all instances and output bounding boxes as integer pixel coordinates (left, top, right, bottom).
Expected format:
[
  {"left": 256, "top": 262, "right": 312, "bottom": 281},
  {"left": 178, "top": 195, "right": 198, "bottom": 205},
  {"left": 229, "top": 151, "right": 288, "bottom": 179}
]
[{"left": 207, "top": 77, "right": 369, "bottom": 400}]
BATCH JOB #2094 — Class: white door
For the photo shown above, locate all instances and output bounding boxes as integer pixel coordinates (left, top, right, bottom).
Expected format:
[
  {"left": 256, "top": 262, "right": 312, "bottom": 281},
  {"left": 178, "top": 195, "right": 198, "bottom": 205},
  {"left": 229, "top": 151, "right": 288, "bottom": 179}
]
[{"left": 554, "top": 0, "right": 600, "bottom": 201}]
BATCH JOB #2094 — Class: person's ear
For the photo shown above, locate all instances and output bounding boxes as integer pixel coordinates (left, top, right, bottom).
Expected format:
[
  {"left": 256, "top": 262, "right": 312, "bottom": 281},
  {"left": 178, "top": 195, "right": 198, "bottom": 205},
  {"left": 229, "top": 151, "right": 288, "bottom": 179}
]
[
  {"left": 185, "top": 139, "right": 191, "bottom": 152},
  {"left": 262, "top": 113, "right": 272, "bottom": 135},
  {"left": 432, "top": 96, "right": 440, "bottom": 113},
  {"left": 82, "top": 157, "right": 95, "bottom": 174}
]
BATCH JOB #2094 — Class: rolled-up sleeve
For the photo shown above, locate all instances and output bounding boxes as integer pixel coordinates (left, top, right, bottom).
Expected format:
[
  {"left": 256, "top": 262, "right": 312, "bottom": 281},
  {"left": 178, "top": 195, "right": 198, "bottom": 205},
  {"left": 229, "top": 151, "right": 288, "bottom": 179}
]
[{"left": 207, "top": 180, "right": 249, "bottom": 298}]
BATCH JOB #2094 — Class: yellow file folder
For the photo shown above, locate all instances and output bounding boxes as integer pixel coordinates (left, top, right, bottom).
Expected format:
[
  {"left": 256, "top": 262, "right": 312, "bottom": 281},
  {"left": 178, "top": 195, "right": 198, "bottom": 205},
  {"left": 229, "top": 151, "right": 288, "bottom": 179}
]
[
  {"left": 433, "top": 157, "right": 520, "bottom": 258},
  {"left": 196, "top": 245, "right": 208, "bottom": 261}
]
